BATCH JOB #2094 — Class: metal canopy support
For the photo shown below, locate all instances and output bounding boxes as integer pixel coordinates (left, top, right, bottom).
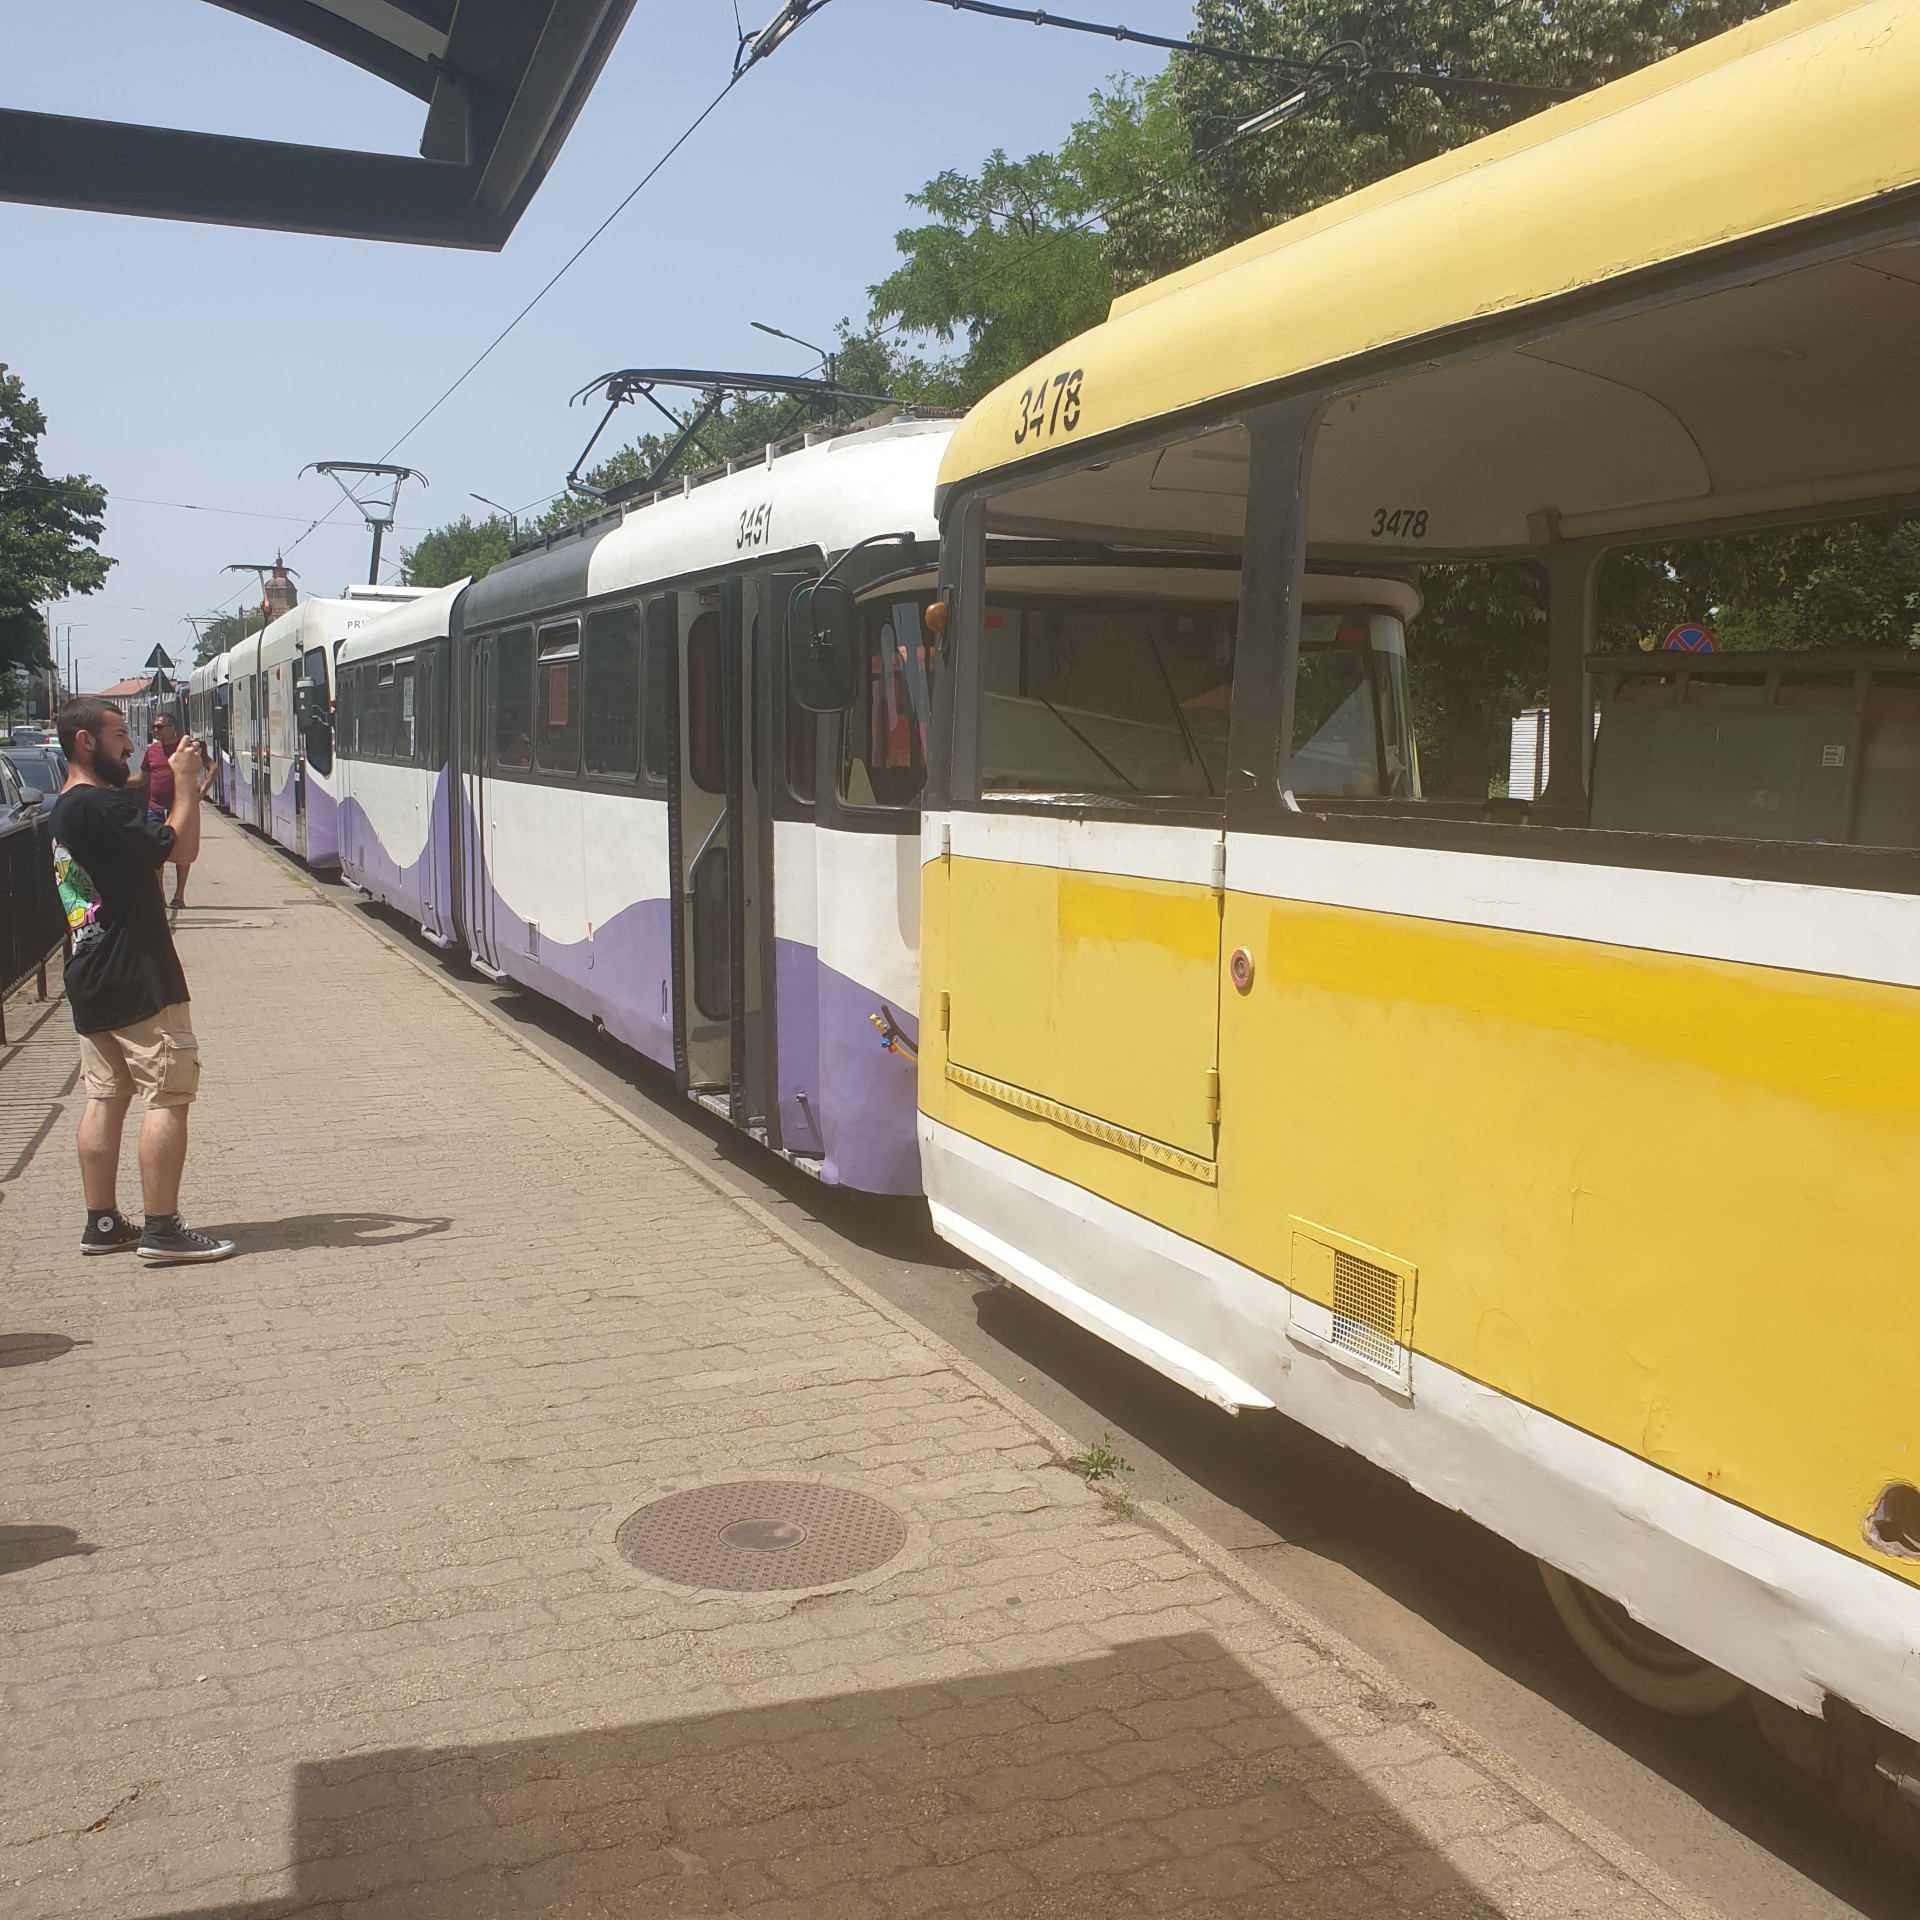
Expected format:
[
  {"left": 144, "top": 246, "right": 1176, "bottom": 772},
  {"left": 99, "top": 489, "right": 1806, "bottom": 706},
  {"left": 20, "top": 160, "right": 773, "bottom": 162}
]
[{"left": 0, "top": 0, "right": 636, "bottom": 249}]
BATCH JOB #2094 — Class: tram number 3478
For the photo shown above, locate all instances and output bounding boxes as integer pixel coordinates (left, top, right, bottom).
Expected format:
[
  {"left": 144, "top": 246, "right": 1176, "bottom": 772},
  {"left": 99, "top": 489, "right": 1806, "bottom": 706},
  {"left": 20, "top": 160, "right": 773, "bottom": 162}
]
[{"left": 1013, "top": 367, "right": 1084, "bottom": 446}]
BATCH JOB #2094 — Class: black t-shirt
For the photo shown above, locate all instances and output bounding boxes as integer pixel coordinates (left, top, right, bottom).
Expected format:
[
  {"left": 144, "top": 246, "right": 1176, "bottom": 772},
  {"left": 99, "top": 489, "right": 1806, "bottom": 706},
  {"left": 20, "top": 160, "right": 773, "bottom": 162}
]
[{"left": 50, "top": 784, "right": 190, "bottom": 1035}]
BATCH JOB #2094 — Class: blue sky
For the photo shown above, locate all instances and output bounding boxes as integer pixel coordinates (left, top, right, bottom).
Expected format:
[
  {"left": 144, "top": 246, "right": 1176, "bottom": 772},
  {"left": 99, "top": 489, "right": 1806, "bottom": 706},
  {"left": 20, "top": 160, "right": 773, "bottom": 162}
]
[{"left": 2, "top": 0, "right": 1182, "bottom": 689}]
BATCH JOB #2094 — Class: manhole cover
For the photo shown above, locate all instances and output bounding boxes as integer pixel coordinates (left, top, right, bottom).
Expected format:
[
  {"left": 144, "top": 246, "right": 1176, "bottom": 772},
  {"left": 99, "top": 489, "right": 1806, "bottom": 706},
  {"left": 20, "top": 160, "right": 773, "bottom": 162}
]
[{"left": 615, "top": 1481, "right": 906, "bottom": 1591}]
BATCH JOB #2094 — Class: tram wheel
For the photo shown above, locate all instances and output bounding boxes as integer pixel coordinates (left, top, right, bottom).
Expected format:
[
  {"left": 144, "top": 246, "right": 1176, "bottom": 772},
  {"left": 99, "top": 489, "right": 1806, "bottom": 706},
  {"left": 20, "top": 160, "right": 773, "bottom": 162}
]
[{"left": 1538, "top": 1563, "right": 1746, "bottom": 1715}]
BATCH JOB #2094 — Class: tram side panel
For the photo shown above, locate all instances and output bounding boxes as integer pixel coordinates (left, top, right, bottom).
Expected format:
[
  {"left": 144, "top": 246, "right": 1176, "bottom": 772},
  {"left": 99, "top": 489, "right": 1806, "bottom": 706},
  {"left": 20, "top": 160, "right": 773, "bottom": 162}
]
[
  {"left": 337, "top": 632, "right": 457, "bottom": 947},
  {"left": 461, "top": 607, "right": 677, "bottom": 1074}
]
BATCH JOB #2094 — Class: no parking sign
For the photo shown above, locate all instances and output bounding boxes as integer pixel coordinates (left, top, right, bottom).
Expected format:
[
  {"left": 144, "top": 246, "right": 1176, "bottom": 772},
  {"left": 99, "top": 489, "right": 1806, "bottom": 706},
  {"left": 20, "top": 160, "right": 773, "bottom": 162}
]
[{"left": 1663, "top": 622, "right": 1716, "bottom": 652}]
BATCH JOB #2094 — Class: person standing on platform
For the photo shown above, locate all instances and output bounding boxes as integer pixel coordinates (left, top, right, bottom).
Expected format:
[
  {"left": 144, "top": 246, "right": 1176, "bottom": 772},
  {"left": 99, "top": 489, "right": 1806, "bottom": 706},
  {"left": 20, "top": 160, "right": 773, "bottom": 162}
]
[
  {"left": 129, "top": 712, "right": 194, "bottom": 916},
  {"left": 50, "top": 697, "right": 235, "bottom": 1265}
]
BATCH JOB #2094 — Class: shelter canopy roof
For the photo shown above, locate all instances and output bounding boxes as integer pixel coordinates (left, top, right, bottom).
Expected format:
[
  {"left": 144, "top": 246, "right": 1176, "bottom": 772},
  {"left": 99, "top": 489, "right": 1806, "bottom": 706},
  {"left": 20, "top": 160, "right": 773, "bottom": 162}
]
[{"left": 0, "top": 0, "right": 636, "bottom": 248}]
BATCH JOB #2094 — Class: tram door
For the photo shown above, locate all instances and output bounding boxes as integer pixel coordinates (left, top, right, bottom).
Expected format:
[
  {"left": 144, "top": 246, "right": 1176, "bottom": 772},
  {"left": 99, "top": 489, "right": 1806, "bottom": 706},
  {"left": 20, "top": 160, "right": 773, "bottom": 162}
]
[
  {"left": 670, "top": 572, "right": 795, "bottom": 1132},
  {"left": 458, "top": 630, "right": 503, "bottom": 977},
  {"left": 251, "top": 666, "right": 271, "bottom": 833},
  {"left": 418, "top": 643, "right": 447, "bottom": 940}
]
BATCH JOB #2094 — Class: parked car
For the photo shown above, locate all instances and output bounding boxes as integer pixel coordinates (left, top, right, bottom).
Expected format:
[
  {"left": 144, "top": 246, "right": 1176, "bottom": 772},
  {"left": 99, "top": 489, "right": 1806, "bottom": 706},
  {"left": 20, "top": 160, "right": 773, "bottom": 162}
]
[
  {"left": 0, "top": 752, "right": 39, "bottom": 828},
  {"left": 6, "top": 725, "right": 50, "bottom": 746},
  {"left": 0, "top": 746, "right": 63, "bottom": 806}
]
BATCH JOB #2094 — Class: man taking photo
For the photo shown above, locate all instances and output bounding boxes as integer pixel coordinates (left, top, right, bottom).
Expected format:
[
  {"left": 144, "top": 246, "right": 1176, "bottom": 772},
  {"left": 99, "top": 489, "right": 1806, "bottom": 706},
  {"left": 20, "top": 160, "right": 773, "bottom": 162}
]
[{"left": 50, "top": 697, "right": 235, "bottom": 1265}]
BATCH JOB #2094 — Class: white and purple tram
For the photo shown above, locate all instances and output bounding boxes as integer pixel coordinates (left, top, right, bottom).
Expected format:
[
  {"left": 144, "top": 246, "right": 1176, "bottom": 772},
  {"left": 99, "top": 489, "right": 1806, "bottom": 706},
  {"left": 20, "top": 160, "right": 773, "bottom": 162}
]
[
  {"left": 228, "top": 587, "right": 425, "bottom": 868},
  {"left": 334, "top": 583, "right": 462, "bottom": 948},
  {"left": 337, "top": 418, "right": 950, "bottom": 1194}
]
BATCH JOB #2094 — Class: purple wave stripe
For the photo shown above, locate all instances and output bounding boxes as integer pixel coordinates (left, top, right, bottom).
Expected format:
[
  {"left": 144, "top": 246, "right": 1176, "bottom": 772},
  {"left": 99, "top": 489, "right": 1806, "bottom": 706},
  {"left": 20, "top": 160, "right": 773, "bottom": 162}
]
[
  {"left": 480, "top": 880, "right": 676, "bottom": 1075},
  {"left": 339, "top": 769, "right": 454, "bottom": 946},
  {"left": 271, "top": 762, "right": 298, "bottom": 855},
  {"left": 443, "top": 775, "right": 921, "bottom": 1194},
  {"left": 305, "top": 777, "right": 339, "bottom": 868},
  {"left": 774, "top": 937, "right": 825, "bottom": 1157},
  {"left": 816, "top": 961, "right": 921, "bottom": 1195}
]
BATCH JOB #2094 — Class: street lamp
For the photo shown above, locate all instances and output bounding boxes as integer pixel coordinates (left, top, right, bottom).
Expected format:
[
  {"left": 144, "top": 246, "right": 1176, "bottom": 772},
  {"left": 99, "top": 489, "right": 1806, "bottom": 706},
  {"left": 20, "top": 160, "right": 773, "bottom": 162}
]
[
  {"left": 471, "top": 493, "right": 519, "bottom": 538},
  {"left": 752, "top": 319, "right": 835, "bottom": 385}
]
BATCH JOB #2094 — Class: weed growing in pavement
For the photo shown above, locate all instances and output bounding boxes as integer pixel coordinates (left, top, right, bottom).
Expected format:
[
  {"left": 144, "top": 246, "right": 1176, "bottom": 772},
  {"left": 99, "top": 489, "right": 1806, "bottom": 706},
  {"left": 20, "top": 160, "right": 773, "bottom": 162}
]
[{"left": 1064, "top": 1433, "right": 1134, "bottom": 1485}]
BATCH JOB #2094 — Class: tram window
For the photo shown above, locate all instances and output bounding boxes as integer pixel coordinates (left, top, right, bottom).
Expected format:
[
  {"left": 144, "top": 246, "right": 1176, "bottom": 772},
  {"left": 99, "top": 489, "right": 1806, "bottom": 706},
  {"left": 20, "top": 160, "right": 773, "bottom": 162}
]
[
  {"left": 1290, "top": 614, "right": 1417, "bottom": 800},
  {"left": 301, "top": 647, "right": 332, "bottom": 776},
  {"left": 842, "top": 598, "right": 933, "bottom": 809},
  {"left": 398, "top": 662, "right": 419, "bottom": 764},
  {"left": 642, "top": 604, "right": 674, "bottom": 787},
  {"left": 376, "top": 661, "right": 398, "bottom": 760},
  {"left": 494, "top": 627, "right": 534, "bottom": 770},
  {"left": 419, "top": 646, "right": 445, "bottom": 767},
  {"left": 687, "top": 611, "right": 725, "bottom": 794},
  {"left": 583, "top": 604, "right": 642, "bottom": 780},
  {"left": 976, "top": 594, "right": 1233, "bottom": 805},
  {"left": 536, "top": 621, "right": 581, "bottom": 776}
]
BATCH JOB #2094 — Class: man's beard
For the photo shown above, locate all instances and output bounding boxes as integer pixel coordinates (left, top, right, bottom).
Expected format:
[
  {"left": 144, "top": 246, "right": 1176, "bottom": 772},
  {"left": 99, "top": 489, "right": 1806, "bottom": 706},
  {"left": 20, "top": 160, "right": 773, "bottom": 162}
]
[{"left": 89, "top": 741, "right": 130, "bottom": 788}]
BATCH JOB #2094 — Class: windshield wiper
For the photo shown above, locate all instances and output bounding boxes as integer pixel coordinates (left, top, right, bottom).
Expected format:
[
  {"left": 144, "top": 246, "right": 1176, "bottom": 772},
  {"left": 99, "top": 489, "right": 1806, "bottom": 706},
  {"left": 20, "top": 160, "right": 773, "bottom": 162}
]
[
  {"left": 1037, "top": 697, "right": 1140, "bottom": 793},
  {"left": 1141, "top": 626, "right": 1216, "bottom": 797}
]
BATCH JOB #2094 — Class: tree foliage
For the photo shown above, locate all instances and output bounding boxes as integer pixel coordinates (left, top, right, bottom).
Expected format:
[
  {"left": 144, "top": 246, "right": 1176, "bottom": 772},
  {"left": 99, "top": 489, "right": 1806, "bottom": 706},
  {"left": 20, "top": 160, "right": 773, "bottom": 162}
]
[
  {"left": 401, "top": 513, "right": 515, "bottom": 588},
  {"left": 188, "top": 607, "right": 264, "bottom": 666},
  {"left": 0, "top": 365, "right": 113, "bottom": 674}
]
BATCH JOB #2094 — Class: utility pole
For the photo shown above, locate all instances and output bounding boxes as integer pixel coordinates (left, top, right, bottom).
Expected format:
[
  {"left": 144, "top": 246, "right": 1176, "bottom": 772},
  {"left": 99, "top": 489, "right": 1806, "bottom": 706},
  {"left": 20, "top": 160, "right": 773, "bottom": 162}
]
[{"left": 302, "top": 462, "right": 427, "bottom": 585}]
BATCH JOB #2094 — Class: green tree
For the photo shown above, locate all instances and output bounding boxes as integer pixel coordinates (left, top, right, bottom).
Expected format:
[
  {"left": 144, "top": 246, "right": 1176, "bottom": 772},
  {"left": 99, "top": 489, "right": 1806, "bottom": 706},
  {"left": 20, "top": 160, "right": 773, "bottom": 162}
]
[
  {"left": 868, "top": 145, "right": 1119, "bottom": 404},
  {"left": 0, "top": 364, "right": 113, "bottom": 675},
  {"left": 1107, "top": 0, "right": 1773, "bottom": 287},
  {"left": 188, "top": 607, "right": 265, "bottom": 667},
  {"left": 401, "top": 513, "right": 514, "bottom": 588}
]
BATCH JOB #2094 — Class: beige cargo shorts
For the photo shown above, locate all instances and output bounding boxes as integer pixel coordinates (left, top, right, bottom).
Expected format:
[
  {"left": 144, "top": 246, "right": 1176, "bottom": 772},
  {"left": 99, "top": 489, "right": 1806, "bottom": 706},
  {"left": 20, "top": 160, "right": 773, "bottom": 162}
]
[{"left": 78, "top": 1002, "right": 201, "bottom": 1108}]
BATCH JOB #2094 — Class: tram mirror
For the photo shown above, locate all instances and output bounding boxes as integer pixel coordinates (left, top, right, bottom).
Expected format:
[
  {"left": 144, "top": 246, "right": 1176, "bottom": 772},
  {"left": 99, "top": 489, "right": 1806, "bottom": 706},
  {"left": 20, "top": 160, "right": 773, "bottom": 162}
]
[{"left": 787, "top": 580, "right": 859, "bottom": 713}]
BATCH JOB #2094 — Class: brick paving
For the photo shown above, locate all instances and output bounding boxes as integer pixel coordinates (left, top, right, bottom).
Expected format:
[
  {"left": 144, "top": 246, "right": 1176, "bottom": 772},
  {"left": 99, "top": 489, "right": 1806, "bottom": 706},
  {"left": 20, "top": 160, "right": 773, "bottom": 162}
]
[{"left": 1, "top": 816, "right": 1713, "bottom": 1920}]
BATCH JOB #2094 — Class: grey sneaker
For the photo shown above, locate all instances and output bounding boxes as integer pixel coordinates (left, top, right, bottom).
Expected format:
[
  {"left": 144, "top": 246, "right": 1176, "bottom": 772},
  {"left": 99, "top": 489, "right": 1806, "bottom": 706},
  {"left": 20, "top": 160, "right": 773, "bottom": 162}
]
[
  {"left": 137, "top": 1215, "right": 236, "bottom": 1265},
  {"left": 81, "top": 1209, "right": 142, "bottom": 1255}
]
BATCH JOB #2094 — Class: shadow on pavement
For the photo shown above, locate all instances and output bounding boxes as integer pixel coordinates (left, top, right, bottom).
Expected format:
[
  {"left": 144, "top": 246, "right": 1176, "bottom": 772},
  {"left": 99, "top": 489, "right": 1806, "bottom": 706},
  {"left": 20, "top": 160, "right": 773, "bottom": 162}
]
[
  {"left": 216, "top": 1213, "right": 454, "bottom": 1254},
  {"left": 0, "top": 1524, "right": 99, "bottom": 1574},
  {"left": 135, "top": 1635, "right": 1498, "bottom": 1919},
  {"left": 0, "top": 1332, "right": 87, "bottom": 1366}
]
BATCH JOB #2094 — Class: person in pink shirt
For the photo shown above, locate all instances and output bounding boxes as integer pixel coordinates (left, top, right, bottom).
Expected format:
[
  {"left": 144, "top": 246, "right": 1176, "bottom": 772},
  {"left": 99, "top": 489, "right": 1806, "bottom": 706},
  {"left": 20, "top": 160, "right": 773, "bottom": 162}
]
[{"left": 129, "top": 715, "right": 195, "bottom": 914}]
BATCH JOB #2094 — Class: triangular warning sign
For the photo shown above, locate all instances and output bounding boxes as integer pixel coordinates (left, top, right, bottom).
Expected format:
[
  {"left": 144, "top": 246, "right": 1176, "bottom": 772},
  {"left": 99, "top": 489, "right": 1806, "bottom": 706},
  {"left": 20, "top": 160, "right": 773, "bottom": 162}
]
[{"left": 143, "top": 645, "right": 175, "bottom": 670}]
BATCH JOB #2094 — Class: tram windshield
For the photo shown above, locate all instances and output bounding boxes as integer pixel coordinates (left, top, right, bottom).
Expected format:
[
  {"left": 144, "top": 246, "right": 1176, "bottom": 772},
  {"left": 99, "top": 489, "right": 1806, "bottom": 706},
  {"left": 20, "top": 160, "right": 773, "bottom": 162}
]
[
  {"left": 843, "top": 595, "right": 936, "bottom": 809},
  {"left": 1290, "top": 611, "right": 1419, "bottom": 801},
  {"left": 979, "top": 590, "right": 1235, "bottom": 802}
]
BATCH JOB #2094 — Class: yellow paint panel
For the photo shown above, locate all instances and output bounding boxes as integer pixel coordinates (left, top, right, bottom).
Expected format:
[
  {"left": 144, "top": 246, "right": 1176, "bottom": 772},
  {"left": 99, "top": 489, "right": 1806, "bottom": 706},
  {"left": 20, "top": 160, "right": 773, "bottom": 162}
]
[
  {"left": 947, "top": 855, "right": 1221, "bottom": 1159},
  {"left": 1218, "top": 895, "right": 1920, "bottom": 1584}
]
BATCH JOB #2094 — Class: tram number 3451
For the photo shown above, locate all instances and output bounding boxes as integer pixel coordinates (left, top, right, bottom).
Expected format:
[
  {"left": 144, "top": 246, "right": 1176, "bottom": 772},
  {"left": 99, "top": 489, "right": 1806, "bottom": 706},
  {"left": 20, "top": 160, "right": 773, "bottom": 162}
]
[
  {"left": 1013, "top": 368, "right": 1084, "bottom": 446},
  {"left": 738, "top": 503, "right": 773, "bottom": 550}
]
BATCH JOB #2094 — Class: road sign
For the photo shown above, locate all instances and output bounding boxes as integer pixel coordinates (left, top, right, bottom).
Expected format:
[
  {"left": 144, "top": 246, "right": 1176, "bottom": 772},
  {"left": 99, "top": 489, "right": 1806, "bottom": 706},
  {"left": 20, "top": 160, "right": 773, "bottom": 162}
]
[
  {"left": 142, "top": 645, "right": 175, "bottom": 670},
  {"left": 1663, "top": 623, "right": 1716, "bottom": 653}
]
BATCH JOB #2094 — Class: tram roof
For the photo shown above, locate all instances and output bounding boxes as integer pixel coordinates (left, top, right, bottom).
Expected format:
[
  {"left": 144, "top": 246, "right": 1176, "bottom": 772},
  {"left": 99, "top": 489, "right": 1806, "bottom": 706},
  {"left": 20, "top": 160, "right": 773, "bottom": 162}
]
[{"left": 938, "top": 0, "right": 1920, "bottom": 549}]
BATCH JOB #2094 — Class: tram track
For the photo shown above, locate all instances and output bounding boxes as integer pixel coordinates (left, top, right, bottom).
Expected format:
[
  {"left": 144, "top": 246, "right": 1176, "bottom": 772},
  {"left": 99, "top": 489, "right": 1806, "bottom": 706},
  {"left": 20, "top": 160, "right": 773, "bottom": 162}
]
[{"left": 291, "top": 852, "right": 1914, "bottom": 1919}]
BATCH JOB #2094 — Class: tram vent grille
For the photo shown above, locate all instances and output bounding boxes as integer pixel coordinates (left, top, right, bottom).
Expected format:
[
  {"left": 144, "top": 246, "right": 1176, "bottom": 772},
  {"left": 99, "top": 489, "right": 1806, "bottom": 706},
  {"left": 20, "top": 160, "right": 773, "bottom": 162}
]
[{"left": 1332, "top": 1250, "right": 1400, "bottom": 1370}]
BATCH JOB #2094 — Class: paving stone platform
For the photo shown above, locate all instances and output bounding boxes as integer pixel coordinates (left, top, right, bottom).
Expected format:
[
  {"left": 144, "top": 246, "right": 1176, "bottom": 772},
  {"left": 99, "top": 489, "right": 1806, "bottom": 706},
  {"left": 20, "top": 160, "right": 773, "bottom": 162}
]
[{"left": 1, "top": 815, "right": 1713, "bottom": 1919}]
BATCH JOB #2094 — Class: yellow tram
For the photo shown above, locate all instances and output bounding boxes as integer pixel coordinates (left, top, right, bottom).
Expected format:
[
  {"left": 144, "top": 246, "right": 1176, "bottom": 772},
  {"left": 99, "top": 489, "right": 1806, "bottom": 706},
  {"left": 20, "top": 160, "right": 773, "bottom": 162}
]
[{"left": 915, "top": 0, "right": 1920, "bottom": 1752}]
